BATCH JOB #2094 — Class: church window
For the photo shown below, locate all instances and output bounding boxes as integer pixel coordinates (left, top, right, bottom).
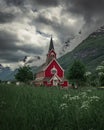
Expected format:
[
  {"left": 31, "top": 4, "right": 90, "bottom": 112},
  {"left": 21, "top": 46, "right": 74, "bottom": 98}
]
[{"left": 51, "top": 67, "right": 57, "bottom": 74}]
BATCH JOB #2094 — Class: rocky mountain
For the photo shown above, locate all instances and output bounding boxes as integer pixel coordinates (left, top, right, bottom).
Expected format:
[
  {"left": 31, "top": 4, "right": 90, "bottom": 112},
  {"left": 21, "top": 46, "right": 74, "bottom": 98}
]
[
  {"left": 58, "top": 26, "right": 104, "bottom": 72},
  {"left": 90, "top": 26, "right": 104, "bottom": 37},
  {"left": 0, "top": 66, "right": 17, "bottom": 81}
]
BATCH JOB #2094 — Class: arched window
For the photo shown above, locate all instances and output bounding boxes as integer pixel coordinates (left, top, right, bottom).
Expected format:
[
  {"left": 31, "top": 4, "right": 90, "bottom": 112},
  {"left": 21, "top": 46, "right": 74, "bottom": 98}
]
[
  {"left": 51, "top": 52, "right": 55, "bottom": 57},
  {"left": 51, "top": 66, "right": 57, "bottom": 74}
]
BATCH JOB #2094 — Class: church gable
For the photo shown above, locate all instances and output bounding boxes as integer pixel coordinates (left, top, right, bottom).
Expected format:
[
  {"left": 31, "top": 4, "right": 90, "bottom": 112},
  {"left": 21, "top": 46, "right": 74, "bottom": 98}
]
[{"left": 45, "top": 59, "right": 64, "bottom": 78}]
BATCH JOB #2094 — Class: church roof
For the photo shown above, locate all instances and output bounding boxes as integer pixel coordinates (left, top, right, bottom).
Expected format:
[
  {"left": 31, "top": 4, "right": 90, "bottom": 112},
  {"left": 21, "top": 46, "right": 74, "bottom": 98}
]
[{"left": 48, "top": 37, "right": 54, "bottom": 52}]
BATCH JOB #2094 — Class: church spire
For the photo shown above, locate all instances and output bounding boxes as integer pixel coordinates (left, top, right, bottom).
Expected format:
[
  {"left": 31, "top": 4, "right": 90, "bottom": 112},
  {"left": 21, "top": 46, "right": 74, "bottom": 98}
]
[
  {"left": 46, "top": 37, "right": 56, "bottom": 64},
  {"left": 48, "top": 37, "right": 54, "bottom": 52}
]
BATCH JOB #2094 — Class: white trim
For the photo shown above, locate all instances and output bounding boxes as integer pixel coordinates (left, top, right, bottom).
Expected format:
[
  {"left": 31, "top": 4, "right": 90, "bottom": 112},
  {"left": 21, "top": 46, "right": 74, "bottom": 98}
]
[
  {"left": 50, "top": 74, "right": 59, "bottom": 86},
  {"left": 50, "top": 73, "right": 62, "bottom": 82},
  {"left": 49, "top": 49, "right": 56, "bottom": 54}
]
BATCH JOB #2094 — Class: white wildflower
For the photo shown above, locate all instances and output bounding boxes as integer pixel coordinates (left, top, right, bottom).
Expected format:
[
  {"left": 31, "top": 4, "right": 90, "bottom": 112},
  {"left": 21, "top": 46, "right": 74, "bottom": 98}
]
[
  {"left": 80, "top": 92, "right": 87, "bottom": 99},
  {"left": 16, "top": 82, "right": 20, "bottom": 86},
  {"left": 89, "top": 128, "right": 95, "bottom": 130},
  {"left": 98, "top": 72, "right": 104, "bottom": 76},
  {"left": 69, "top": 96, "right": 80, "bottom": 101},
  {"left": 89, "top": 96, "right": 100, "bottom": 102},
  {"left": 80, "top": 101, "right": 89, "bottom": 110},
  {"left": 101, "top": 61, "right": 104, "bottom": 65},
  {"left": 85, "top": 71, "right": 92, "bottom": 76},
  {"left": 87, "top": 89, "right": 92, "bottom": 93},
  {"left": 96, "top": 66, "right": 104, "bottom": 71},
  {"left": 63, "top": 94, "right": 71, "bottom": 99},
  {"left": 7, "top": 81, "right": 11, "bottom": 84},
  {"left": 59, "top": 103, "right": 68, "bottom": 110},
  {"left": 0, "top": 101, "right": 6, "bottom": 108}
]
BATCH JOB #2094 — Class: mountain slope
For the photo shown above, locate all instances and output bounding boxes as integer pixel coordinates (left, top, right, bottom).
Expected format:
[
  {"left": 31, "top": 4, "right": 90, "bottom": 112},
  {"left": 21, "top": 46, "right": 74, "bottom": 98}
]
[
  {"left": 0, "top": 67, "right": 18, "bottom": 81},
  {"left": 58, "top": 28, "right": 104, "bottom": 72}
]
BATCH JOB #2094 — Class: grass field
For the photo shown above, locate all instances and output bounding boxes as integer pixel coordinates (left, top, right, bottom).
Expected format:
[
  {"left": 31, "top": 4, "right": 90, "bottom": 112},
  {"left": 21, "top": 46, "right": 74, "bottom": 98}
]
[{"left": 0, "top": 84, "right": 104, "bottom": 130}]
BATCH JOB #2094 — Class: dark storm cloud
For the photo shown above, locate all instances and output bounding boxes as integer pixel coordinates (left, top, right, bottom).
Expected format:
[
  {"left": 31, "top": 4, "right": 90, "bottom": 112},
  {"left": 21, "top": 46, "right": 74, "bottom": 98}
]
[
  {"left": 35, "top": 14, "right": 53, "bottom": 25},
  {"left": 0, "top": 51, "right": 23, "bottom": 62},
  {"left": 4, "top": 0, "right": 25, "bottom": 6},
  {"left": 63, "top": 0, "right": 104, "bottom": 24},
  {"left": 0, "top": 12, "right": 16, "bottom": 23},
  {"left": 0, "top": 31, "right": 19, "bottom": 51},
  {"left": 30, "top": 0, "right": 58, "bottom": 7},
  {"left": 4, "top": 0, "right": 58, "bottom": 7},
  {"left": 0, "top": 30, "right": 43, "bottom": 62}
]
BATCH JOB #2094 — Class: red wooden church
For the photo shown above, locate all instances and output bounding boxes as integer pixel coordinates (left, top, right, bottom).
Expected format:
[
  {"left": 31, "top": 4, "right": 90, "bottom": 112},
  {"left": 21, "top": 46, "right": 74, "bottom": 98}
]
[{"left": 34, "top": 38, "right": 69, "bottom": 87}]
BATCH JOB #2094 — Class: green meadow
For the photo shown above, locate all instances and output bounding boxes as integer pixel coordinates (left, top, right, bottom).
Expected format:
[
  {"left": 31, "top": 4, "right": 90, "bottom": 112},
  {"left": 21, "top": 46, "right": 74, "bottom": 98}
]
[{"left": 0, "top": 84, "right": 104, "bottom": 130}]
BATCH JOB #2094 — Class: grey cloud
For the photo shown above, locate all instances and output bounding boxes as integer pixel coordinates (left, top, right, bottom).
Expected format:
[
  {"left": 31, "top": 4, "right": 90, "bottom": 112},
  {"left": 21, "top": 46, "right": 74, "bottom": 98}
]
[
  {"left": 30, "top": 0, "right": 58, "bottom": 7},
  {"left": 0, "top": 30, "right": 43, "bottom": 62},
  {"left": 0, "top": 51, "right": 23, "bottom": 62},
  {"left": 35, "top": 14, "right": 53, "bottom": 25},
  {"left": 0, "top": 12, "right": 16, "bottom": 23},
  {"left": 34, "top": 14, "right": 75, "bottom": 41},
  {"left": 4, "top": 0, "right": 58, "bottom": 7},
  {"left": 63, "top": 0, "right": 104, "bottom": 24},
  {"left": 21, "top": 44, "right": 43, "bottom": 54},
  {"left": 4, "top": 0, "right": 25, "bottom": 6},
  {"left": 0, "top": 31, "right": 19, "bottom": 51}
]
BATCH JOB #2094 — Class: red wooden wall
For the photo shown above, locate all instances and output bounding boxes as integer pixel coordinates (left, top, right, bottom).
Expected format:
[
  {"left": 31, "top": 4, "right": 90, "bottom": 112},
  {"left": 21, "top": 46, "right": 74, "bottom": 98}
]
[{"left": 45, "top": 60, "right": 64, "bottom": 78}]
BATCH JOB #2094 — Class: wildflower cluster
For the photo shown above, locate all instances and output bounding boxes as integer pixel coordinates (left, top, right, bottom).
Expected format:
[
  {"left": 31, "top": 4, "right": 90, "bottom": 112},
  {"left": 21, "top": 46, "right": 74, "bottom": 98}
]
[
  {"left": 0, "top": 100, "right": 6, "bottom": 109},
  {"left": 88, "top": 96, "right": 100, "bottom": 102},
  {"left": 98, "top": 72, "right": 104, "bottom": 76},
  {"left": 85, "top": 71, "right": 92, "bottom": 77},
  {"left": 63, "top": 94, "right": 80, "bottom": 101},
  {"left": 80, "top": 92, "right": 100, "bottom": 110},
  {"left": 59, "top": 90, "right": 100, "bottom": 111},
  {"left": 96, "top": 65, "right": 104, "bottom": 71},
  {"left": 80, "top": 101, "right": 89, "bottom": 110},
  {"left": 59, "top": 103, "right": 68, "bottom": 110}
]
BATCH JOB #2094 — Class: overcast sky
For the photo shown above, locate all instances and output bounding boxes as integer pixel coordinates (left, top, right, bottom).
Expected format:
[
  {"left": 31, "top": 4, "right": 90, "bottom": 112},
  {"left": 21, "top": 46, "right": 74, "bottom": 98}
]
[{"left": 0, "top": 0, "right": 104, "bottom": 69}]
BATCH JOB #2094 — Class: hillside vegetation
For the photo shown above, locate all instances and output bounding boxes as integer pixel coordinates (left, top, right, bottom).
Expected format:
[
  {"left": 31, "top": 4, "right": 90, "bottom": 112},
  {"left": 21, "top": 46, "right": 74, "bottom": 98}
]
[{"left": 58, "top": 35, "right": 104, "bottom": 72}]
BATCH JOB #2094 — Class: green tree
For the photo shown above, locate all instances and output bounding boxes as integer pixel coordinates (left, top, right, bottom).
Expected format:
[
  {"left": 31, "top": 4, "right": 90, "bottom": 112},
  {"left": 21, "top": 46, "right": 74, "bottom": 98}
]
[
  {"left": 96, "top": 61, "right": 104, "bottom": 86},
  {"left": 15, "top": 65, "right": 33, "bottom": 83},
  {"left": 68, "top": 60, "right": 86, "bottom": 82}
]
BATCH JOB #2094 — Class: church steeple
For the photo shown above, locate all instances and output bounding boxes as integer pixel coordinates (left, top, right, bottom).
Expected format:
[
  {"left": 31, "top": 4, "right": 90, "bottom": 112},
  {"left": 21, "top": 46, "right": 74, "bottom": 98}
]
[
  {"left": 46, "top": 37, "right": 56, "bottom": 64},
  {"left": 48, "top": 37, "right": 54, "bottom": 52}
]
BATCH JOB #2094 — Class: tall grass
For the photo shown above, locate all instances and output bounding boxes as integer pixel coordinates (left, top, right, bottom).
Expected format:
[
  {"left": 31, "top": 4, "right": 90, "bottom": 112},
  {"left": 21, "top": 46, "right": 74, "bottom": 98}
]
[{"left": 0, "top": 84, "right": 104, "bottom": 130}]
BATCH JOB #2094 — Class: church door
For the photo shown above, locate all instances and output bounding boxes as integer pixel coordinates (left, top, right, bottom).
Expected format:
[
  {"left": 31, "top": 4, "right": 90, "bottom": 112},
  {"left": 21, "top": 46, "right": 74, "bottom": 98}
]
[{"left": 53, "top": 76, "right": 59, "bottom": 86}]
